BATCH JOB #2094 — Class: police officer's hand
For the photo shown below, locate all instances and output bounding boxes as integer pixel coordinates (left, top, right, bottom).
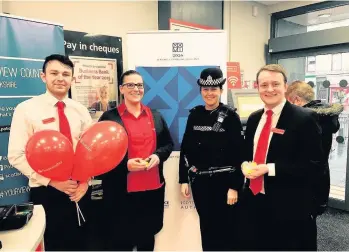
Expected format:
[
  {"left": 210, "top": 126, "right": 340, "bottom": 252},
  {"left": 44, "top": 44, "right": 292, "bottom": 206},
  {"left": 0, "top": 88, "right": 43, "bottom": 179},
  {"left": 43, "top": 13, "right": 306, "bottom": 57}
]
[
  {"left": 145, "top": 154, "right": 160, "bottom": 170},
  {"left": 127, "top": 158, "right": 148, "bottom": 171},
  {"left": 181, "top": 183, "right": 191, "bottom": 198},
  {"left": 227, "top": 189, "right": 238, "bottom": 205}
]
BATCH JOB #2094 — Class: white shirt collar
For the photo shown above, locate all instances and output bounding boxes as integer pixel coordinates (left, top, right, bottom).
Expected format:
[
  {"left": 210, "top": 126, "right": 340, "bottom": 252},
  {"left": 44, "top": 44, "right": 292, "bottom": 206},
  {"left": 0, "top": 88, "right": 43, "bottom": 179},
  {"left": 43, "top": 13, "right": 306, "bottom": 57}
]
[
  {"left": 264, "top": 98, "right": 286, "bottom": 116},
  {"left": 44, "top": 91, "right": 70, "bottom": 107}
]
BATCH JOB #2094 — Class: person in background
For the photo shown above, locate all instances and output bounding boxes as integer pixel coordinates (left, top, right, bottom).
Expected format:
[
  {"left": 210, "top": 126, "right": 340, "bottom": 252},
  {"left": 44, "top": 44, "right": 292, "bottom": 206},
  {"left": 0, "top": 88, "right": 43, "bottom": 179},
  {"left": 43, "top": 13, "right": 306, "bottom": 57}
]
[
  {"left": 286, "top": 80, "right": 343, "bottom": 216},
  {"left": 179, "top": 67, "right": 244, "bottom": 251},
  {"left": 98, "top": 70, "right": 173, "bottom": 251},
  {"left": 240, "top": 64, "right": 325, "bottom": 251},
  {"left": 89, "top": 85, "right": 112, "bottom": 112},
  {"left": 8, "top": 54, "right": 92, "bottom": 251}
]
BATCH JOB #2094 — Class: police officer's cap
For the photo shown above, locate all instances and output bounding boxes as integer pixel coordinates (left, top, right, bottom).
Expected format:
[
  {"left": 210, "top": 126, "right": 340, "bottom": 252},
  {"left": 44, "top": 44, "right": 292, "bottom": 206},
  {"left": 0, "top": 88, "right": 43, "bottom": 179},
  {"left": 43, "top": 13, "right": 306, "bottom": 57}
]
[{"left": 197, "top": 67, "right": 226, "bottom": 87}]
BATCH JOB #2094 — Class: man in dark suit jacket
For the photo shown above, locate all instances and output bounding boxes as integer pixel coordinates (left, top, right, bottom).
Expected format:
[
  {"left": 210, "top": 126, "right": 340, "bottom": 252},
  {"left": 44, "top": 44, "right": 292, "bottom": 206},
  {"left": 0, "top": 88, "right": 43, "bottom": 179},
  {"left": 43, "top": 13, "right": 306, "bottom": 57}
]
[{"left": 239, "top": 64, "right": 325, "bottom": 251}]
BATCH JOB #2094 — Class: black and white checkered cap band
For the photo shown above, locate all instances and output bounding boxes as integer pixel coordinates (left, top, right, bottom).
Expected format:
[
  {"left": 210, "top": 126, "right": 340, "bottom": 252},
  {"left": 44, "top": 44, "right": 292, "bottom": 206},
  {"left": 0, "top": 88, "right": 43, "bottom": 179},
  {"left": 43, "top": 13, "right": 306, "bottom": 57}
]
[{"left": 198, "top": 75, "right": 224, "bottom": 86}]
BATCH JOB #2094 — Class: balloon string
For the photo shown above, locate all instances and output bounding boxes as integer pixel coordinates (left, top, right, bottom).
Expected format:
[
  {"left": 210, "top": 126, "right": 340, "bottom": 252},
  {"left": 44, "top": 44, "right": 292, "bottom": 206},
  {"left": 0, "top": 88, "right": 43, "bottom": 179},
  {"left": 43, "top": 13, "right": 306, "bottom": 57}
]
[
  {"left": 76, "top": 202, "right": 81, "bottom": 226},
  {"left": 76, "top": 202, "right": 86, "bottom": 222}
]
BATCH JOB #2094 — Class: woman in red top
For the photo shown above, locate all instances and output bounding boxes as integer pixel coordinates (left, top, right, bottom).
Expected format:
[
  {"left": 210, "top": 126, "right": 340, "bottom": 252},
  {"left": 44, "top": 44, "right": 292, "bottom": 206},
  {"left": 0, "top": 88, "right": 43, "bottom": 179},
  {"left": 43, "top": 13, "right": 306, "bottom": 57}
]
[{"left": 98, "top": 70, "right": 174, "bottom": 251}]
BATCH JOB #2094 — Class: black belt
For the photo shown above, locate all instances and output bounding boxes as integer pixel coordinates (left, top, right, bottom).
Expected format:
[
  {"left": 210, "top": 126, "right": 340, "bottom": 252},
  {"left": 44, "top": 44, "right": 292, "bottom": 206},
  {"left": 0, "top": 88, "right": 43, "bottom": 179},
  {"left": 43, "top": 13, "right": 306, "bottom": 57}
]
[{"left": 188, "top": 166, "right": 236, "bottom": 184}]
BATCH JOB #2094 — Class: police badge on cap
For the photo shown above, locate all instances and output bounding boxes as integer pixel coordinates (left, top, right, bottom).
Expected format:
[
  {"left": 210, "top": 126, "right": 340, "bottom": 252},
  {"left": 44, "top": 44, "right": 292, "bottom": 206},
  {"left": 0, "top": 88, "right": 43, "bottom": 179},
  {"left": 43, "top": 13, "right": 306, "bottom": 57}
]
[{"left": 197, "top": 68, "right": 226, "bottom": 87}]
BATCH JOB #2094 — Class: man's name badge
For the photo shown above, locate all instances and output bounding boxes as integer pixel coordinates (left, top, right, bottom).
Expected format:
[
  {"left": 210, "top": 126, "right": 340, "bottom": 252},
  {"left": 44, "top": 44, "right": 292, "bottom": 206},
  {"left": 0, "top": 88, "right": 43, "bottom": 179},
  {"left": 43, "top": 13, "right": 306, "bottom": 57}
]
[
  {"left": 271, "top": 128, "right": 285, "bottom": 135},
  {"left": 42, "top": 117, "right": 55, "bottom": 124}
]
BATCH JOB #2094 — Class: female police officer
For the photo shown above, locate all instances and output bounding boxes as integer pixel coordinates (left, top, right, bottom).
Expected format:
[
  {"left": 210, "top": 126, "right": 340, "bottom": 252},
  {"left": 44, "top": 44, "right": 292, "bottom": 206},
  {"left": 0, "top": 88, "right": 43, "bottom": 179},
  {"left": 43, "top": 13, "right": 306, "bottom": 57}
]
[{"left": 179, "top": 67, "right": 244, "bottom": 251}]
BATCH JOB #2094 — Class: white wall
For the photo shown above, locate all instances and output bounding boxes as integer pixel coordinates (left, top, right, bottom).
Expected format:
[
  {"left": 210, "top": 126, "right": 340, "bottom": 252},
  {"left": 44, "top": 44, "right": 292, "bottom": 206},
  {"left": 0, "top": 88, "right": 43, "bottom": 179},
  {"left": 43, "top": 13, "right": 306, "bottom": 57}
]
[
  {"left": 224, "top": 0, "right": 270, "bottom": 81},
  {"left": 2, "top": 1, "right": 158, "bottom": 69},
  {"left": 2, "top": 0, "right": 321, "bottom": 82}
]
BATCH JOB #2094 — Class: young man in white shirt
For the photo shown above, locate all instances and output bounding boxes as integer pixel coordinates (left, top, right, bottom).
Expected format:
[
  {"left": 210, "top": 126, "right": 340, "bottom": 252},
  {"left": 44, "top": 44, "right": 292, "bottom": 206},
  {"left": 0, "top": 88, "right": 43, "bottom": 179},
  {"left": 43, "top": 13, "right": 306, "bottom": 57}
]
[{"left": 8, "top": 54, "right": 93, "bottom": 251}]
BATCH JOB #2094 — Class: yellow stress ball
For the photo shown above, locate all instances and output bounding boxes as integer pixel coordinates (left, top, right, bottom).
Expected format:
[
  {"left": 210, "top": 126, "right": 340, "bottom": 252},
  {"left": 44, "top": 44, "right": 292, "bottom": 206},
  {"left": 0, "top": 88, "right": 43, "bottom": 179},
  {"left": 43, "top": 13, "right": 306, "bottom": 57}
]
[
  {"left": 139, "top": 160, "right": 148, "bottom": 166},
  {"left": 247, "top": 162, "right": 257, "bottom": 174},
  {"left": 242, "top": 161, "right": 252, "bottom": 175}
]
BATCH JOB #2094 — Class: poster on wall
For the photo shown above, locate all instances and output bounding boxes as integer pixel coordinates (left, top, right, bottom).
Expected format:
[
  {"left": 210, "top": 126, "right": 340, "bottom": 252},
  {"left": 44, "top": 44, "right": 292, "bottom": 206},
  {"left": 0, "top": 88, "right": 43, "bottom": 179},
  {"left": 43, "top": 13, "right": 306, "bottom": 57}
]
[
  {"left": 168, "top": 20, "right": 243, "bottom": 110},
  {"left": 127, "top": 30, "right": 227, "bottom": 251},
  {"left": 330, "top": 87, "right": 349, "bottom": 107},
  {"left": 69, "top": 56, "right": 117, "bottom": 121},
  {"left": 169, "top": 18, "right": 216, "bottom": 31},
  {"left": 0, "top": 14, "right": 64, "bottom": 204},
  {"left": 64, "top": 30, "right": 122, "bottom": 119}
]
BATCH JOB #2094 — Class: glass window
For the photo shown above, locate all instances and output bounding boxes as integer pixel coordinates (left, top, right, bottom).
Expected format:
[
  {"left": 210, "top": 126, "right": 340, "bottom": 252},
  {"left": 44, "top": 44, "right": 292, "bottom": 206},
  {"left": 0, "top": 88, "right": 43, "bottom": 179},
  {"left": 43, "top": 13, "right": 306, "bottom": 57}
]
[
  {"left": 332, "top": 54, "right": 342, "bottom": 71},
  {"left": 342, "top": 53, "right": 349, "bottom": 71},
  {"left": 316, "top": 54, "right": 332, "bottom": 73},
  {"left": 278, "top": 57, "right": 306, "bottom": 83},
  {"left": 307, "top": 56, "right": 316, "bottom": 72},
  {"left": 279, "top": 55, "right": 349, "bottom": 201},
  {"left": 276, "top": 5, "right": 349, "bottom": 38}
]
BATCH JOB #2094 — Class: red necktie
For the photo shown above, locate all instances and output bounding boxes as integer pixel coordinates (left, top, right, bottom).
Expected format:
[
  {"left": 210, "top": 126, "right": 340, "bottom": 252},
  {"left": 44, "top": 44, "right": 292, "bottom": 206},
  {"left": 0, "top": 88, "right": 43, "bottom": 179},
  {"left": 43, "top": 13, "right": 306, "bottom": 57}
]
[
  {"left": 56, "top": 101, "right": 73, "bottom": 143},
  {"left": 250, "top": 109, "right": 273, "bottom": 195}
]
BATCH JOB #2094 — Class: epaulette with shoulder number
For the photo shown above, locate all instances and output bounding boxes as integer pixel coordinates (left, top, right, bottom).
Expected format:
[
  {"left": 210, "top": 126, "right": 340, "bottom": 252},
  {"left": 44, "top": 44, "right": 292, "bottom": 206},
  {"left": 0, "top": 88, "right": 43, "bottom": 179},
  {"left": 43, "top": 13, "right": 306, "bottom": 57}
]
[
  {"left": 189, "top": 105, "right": 204, "bottom": 113},
  {"left": 222, "top": 104, "right": 237, "bottom": 112}
]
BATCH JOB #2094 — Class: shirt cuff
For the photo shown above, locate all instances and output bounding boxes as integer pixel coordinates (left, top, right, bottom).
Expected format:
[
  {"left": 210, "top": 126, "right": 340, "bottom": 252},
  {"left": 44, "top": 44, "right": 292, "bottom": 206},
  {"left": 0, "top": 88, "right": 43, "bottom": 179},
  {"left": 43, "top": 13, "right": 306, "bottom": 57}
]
[
  {"left": 267, "top": 163, "right": 275, "bottom": 176},
  {"left": 36, "top": 173, "right": 51, "bottom": 186}
]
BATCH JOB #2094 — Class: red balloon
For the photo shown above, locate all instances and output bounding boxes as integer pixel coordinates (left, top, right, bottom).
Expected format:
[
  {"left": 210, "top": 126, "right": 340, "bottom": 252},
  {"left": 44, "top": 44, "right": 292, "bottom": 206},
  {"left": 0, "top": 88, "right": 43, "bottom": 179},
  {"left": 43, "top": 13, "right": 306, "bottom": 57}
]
[
  {"left": 72, "top": 121, "right": 128, "bottom": 181},
  {"left": 25, "top": 130, "right": 74, "bottom": 181}
]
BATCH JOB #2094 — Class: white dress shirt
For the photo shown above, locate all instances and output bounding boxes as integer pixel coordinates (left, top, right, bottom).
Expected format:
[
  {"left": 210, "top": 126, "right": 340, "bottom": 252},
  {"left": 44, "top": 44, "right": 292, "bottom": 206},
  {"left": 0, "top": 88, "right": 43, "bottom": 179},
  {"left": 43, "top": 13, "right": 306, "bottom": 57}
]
[
  {"left": 8, "top": 91, "right": 93, "bottom": 188},
  {"left": 253, "top": 99, "right": 286, "bottom": 193}
]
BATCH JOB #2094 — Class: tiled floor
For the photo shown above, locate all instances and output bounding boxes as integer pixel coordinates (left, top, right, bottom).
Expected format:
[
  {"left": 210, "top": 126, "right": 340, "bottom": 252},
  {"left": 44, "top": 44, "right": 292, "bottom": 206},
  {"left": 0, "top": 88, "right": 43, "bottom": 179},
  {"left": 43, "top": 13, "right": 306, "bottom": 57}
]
[{"left": 318, "top": 207, "right": 349, "bottom": 251}]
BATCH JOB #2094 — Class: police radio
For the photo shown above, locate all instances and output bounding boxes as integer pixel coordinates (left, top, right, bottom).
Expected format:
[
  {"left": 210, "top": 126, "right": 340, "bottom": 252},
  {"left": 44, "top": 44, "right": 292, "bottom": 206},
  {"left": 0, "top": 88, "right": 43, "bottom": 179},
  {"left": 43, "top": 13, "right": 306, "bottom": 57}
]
[{"left": 212, "top": 107, "right": 229, "bottom": 132}]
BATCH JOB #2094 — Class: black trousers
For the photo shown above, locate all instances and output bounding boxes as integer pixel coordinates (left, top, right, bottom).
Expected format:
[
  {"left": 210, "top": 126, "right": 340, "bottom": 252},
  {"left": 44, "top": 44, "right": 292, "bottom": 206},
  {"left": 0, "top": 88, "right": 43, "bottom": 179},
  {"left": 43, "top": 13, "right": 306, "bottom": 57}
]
[
  {"left": 191, "top": 175, "right": 239, "bottom": 251},
  {"left": 104, "top": 185, "right": 165, "bottom": 251},
  {"left": 30, "top": 185, "right": 91, "bottom": 251},
  {"left": 108, "top": 234, "right": 155, "bottom": 251},
  {"left": 238, "top": 189, "right": 317, "bottom": 251}
]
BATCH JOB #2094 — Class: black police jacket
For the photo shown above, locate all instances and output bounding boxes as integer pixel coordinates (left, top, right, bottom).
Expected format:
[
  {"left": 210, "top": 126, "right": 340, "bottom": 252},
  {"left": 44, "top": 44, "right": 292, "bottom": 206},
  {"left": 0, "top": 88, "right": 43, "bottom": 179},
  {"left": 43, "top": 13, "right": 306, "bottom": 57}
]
[{"left": 179, "top": 103, "right": 244, "bottom": 190}]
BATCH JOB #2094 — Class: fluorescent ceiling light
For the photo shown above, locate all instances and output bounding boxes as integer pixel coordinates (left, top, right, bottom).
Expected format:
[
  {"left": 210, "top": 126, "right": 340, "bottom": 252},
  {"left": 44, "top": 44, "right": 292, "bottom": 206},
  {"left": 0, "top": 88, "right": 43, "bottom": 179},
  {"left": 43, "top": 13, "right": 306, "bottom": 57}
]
[{"left": 318, "top": 13, "right": 331, "bottom": 18}]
